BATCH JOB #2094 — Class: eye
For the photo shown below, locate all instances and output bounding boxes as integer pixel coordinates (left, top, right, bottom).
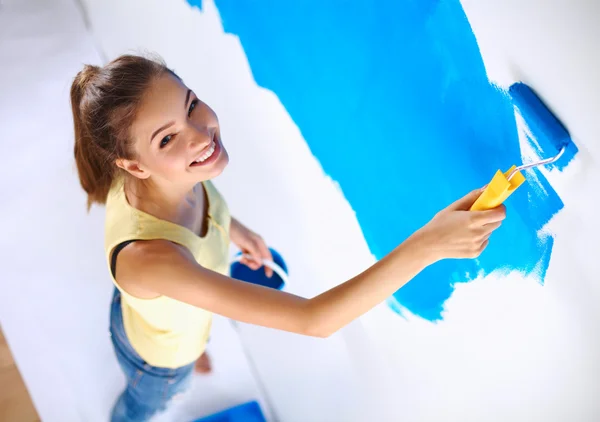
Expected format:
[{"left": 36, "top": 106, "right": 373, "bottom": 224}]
[
  {"left": 188, "top": 99, "right": 199, "bottom": 117},
  {"left": 160, "top": 134, "right": 173, "bottom": 148}
]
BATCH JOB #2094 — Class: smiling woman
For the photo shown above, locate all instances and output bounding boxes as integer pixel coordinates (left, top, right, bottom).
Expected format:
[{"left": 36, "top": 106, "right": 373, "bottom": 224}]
[
  {"left": 116, "top": 74, "right": 229, "bottom": 188},
  {"left": 70, "top": 53, "right": 506, "bottom": 421}
]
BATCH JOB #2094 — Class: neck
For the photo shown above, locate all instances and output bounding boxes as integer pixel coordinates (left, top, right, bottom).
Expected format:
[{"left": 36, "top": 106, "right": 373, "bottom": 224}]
[{"left": 124, "top": 176, "right": 198, "bottom": 220}]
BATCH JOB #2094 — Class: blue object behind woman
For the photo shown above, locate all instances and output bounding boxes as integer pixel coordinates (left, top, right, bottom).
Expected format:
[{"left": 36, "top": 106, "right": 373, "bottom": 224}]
[{"left": 230, "top": 248, "right": 287, "bottom": 290}]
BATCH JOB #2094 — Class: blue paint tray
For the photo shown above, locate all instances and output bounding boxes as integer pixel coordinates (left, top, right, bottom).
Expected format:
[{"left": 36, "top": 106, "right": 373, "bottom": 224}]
[
  {"left": 230, "top": 247, "right": 288, "bottom": 290},
  {"left": 192, "top": 401, "right": 266, "bottom": 422}
]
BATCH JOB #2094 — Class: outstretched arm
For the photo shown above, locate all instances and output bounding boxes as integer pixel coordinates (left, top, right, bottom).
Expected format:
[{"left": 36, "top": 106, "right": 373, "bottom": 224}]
[{"left": 115, "top": 189, "right": 505, "bottom": 338}]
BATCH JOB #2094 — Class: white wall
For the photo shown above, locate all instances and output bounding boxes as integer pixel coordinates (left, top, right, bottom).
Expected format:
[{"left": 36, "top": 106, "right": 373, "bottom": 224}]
[
  {"left": 0, "top": 0, "right": 279, "bottom": 421},
  {"left": 63, "top": 0, "right": 600, "bottom": 421}
]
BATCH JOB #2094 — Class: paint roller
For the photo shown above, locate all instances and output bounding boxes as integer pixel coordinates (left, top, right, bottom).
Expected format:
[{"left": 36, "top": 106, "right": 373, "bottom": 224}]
[{"left": 470, "top": 82, "right": 578, "bottom": 211}]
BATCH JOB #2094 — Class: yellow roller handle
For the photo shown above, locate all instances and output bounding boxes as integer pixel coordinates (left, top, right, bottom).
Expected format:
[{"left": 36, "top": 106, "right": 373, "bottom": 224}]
[{"left": 470, "top": 166, "right": 526, "bottom": 211}]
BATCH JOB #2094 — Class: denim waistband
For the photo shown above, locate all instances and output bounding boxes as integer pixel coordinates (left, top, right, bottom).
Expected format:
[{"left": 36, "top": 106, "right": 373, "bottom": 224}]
[{"left": 109, "top": 288, "right": 193, "bottom": 376}]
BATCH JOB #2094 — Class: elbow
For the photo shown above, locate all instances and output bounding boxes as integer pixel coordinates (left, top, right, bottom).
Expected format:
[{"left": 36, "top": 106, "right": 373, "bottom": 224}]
[
  {"left": 304, "top": 325, "right": 333, "bottom": 339},
  {"left": 300, "top": 304, "right": 336, "bottom": 338},
  {"left": 317, "top": 329, "right": 335, "bottom": 339},
  {"left": 304, "top": 325, "right": 333, "bottom": 338}
]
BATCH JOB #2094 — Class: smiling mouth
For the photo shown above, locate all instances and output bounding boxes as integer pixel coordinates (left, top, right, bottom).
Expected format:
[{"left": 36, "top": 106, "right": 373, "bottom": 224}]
[{"left": 190, "top": 138, "right": 218, "bottom": 166}]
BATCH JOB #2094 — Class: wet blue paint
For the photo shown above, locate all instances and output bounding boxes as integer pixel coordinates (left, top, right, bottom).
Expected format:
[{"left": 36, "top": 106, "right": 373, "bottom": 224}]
[
  {"left": 510, "top": 82, "right": 578, "bottom": 170},
  {"left": 188, "top": 0, "right": 570, "bottom": 320}
]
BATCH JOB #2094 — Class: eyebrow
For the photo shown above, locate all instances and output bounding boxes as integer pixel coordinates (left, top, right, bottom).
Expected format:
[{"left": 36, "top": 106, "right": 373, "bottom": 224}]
[{"left": 150, "top": 89, "right": 193, "bottom": 143}]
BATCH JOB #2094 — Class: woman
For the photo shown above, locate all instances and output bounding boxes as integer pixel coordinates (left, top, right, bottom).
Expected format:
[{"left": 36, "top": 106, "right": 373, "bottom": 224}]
[{"left": 71, "top": 54, "right": 505, "bottom": 421}]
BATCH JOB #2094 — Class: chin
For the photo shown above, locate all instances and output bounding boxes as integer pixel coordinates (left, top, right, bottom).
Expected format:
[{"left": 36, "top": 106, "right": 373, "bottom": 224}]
[{"left": 202, "top": 150, "right": 229, "bottom": 181}]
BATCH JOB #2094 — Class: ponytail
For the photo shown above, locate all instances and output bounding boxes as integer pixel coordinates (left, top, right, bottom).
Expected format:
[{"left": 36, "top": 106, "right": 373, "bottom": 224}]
[
  {"left": 71, "top": 65, "right": 115, "bottom": 210},
  {"left": 69, "top": 55, "right": 171, "bottom": 210}
]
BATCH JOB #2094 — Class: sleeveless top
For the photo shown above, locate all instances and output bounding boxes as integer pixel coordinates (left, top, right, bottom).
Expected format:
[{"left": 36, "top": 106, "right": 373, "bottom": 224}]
[{"left": 104, "top": 177, "right": 231, "bottom": 369}]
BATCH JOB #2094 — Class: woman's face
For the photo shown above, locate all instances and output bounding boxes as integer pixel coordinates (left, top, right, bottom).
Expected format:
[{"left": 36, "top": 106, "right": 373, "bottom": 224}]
[{"left": 127, "top": 73, "right": 229, "bottom": 186}]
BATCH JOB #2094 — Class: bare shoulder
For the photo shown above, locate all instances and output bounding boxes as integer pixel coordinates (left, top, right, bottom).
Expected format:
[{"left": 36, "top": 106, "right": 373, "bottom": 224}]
[
  {"left": 119, "top": 239, "right": 190, "bottom": 261},
  {"left": 113, "top": 236, "right": 311, "bottom": 335},
  {"left": 114, "top": 239, "right": 194, "bottom": 298}
]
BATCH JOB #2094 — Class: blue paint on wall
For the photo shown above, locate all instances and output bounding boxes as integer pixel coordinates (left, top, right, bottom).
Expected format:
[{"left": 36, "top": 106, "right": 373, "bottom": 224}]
[{"left": 188, "top": 0, "right": 569, "bottom": 320}]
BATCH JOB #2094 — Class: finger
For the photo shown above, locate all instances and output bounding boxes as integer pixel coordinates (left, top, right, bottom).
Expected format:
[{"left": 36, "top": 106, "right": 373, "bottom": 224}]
[
  {"left": 448, "top": 188, "right": 486, "bottom": 211},
  {"left": 482, "top": 220, "right": 502, "bottom": 234},
  {"left": 480, "top": 232, "right": 492, "bottom": 244},
  {"left": 240, "top": 256, "right": 261, "bottom": 270},
  {"left": 256, "top": 241, "right": 274, "bottom": 278},
  {"left": 472, "top": 204, "right": 507, "bottom": 224},
  {"left": 466, "top": 238, "right": 490, "bottom": 258},
  {"left": 264, "top": 262, "right": 273, "bottom": 278},
  {"left": 477, "top": 239, "right": 490, "bottom": 254},
  {"left": 243, "top": 243, "right": 264, "bottom": 270}
]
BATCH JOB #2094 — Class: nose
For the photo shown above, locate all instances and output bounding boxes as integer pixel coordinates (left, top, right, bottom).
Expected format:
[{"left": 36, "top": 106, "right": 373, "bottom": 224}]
[{"left": 187, "top": 122, "right": 215, "bottom": 149}]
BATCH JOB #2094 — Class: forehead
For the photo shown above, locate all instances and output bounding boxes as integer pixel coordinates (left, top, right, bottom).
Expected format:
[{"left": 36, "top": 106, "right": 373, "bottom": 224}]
[{"left": 130, "top": 73, "right": 188, "bottom": 141}]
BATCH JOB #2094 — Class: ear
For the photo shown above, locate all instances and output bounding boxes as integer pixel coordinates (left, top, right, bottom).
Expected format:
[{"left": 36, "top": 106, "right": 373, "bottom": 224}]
[{"left": 115, "top": 158, "right": 150, "bottom": 180}]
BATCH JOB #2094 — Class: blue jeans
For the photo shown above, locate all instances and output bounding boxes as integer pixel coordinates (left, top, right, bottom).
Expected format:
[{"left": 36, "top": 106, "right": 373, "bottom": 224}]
[{"left": 109, "top": 289, "right": 195, "bottom": 422}]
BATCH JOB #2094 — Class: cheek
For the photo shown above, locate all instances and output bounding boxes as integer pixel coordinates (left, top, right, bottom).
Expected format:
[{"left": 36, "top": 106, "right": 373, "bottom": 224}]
[
  {"left": 138, "top": 147, "right": 184, "bottom": 176},
  {"left": 157, "top": 154, "right": 183, "bottom": 174},
  {"left": 161, "top": 143, "right": 190, "bottom": 172}
]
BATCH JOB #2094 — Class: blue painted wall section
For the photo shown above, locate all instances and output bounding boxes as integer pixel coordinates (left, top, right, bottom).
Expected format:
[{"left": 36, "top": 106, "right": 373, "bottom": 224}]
[{"left": 188, "top": 0, "right": 568, "bottom": 321}]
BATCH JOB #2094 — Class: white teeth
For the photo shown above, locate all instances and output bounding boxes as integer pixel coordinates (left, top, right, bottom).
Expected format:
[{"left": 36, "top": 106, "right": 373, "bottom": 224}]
[{"left": 193, "top": 141, "right": 216, "bottom": 164}]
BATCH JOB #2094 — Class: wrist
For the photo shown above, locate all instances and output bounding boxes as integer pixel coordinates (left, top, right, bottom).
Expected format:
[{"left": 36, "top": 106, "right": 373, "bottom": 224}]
[{"left": 404, "top": 228, "right": 442, "bottom": 265}]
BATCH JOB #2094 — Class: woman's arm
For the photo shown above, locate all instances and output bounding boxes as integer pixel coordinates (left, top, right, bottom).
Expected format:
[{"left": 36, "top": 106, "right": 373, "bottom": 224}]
[
  {"left": 116, "top": 230, "right": 432, "bottom": 337},
  {"left": 116, "top": 189, "right": 505, "bottom": 338}
]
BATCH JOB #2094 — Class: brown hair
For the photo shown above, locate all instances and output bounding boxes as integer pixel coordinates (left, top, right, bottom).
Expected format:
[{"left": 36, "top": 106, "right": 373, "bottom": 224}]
[{"left": 71, "top": 54, "right": 174, "bottom": 210}]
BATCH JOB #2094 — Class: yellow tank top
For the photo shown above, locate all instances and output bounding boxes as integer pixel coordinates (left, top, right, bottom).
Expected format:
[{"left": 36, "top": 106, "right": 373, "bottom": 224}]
[{"left": 104, "top": 177, "right": 231, "bottom": 369}]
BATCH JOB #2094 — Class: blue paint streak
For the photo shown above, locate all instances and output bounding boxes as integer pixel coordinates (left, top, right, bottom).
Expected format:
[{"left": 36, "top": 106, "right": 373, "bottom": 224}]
[
  {"left": 188, "top": 0, "right": 570, "bottom": 320},
  {"left": 187, "top": 0, "right": 203, "bottom": 10}
]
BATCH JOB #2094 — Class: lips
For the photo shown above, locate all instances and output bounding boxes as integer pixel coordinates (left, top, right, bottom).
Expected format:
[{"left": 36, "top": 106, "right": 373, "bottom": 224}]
[{"left": 189, "top": 136, "right": 220, "bottom": 167}]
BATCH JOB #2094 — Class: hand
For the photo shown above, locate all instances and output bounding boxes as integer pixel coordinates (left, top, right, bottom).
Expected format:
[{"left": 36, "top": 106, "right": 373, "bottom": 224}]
[
  {"left": 415, "top": 188, "right": 506, "bottom": 261},
  {"left": 230, "top": 217, "right": 274, "bottom": 277}
]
